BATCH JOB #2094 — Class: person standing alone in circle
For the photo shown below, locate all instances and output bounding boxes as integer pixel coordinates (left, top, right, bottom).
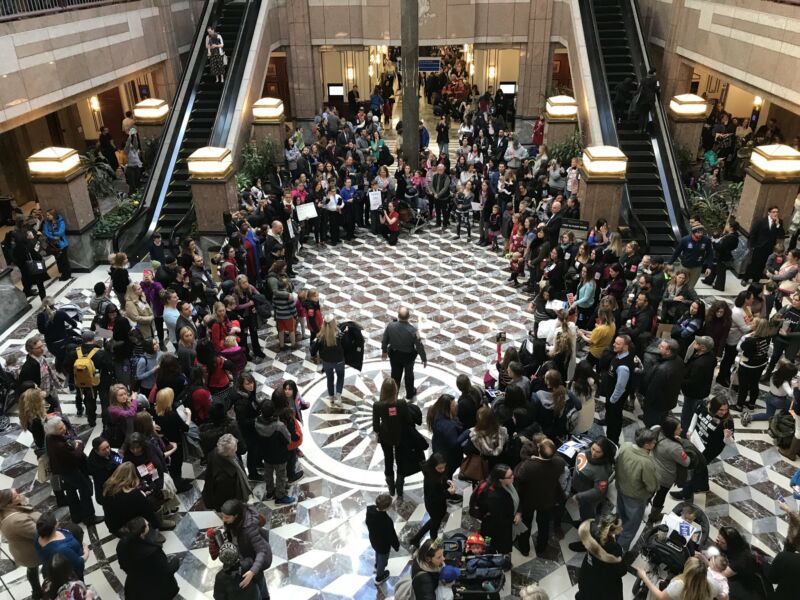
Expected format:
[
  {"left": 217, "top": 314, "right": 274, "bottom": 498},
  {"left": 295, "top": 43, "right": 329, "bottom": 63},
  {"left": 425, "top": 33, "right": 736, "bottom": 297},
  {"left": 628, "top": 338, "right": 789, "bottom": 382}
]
[{"left": 381, "top": 307, "right": 427, "bottom": 401}]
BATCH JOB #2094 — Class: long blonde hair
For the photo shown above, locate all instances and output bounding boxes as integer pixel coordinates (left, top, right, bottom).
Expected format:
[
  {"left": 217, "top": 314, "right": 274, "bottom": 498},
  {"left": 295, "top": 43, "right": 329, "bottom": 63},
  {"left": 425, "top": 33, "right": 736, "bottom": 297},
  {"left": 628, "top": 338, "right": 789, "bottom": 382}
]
[
  {"left": 549, "top": 311, "right": 573, "bottom": 359},
  {"left": 155, "top": 387, "right": 175, "bottom": 416},
  {"left": 19, "top": 388, "right": 46, "bottom": 432},
  {"left": 103, "top": 462, "right": 139, "bottom": 497},
  {"left": 124, "top": 282, "right": 142, "bottom": 303},
  {"left": 109, "top": 383, "right": 128, "bottom": 407},
  {"left": 750, "top": 317, "right": 773, "bottom": 338},
  {"left": 321, "top": 317, "right": 338, "bottom": 347},
  {"left": 674, "top": 557, "right": 713, "bottom": 600}
]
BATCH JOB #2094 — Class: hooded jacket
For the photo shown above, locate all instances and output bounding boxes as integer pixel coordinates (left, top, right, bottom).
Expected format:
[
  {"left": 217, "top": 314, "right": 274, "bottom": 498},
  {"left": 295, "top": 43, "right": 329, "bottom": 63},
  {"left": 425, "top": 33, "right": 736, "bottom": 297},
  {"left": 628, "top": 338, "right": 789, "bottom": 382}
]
[
  {"left": 255, "top": 416, "right": 292, "bottom": 464},
  {"left": 681, "top": 349, "right": 717, "bottom": 399},
  {"left": 468, "top": 426, "right": 508, "bottom": 458},
  {"left": 530, "top": 389, "right": 582, "bottom": 442},
  {"left": 224, "top": 506, "right": 272, "bottom": 575},
  {"left": 577, "top": 519, "right": 626, "bottom": 600},
  {"left": 641, "top": 354, "right": 685, "bottom": 412}
]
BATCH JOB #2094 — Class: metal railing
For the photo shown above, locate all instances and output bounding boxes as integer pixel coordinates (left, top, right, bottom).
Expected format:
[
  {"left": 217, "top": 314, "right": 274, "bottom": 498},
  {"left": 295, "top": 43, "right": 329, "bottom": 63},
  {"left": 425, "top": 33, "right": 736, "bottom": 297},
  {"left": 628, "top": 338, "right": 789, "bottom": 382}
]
[{"left": 0, "top": 0, "right": 135, "bottom": 21}]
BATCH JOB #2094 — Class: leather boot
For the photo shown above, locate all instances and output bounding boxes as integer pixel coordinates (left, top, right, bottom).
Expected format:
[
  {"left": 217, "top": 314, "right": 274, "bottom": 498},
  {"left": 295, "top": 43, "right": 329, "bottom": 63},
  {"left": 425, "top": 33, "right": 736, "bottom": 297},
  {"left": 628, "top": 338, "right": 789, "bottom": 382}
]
[{"left": 779, "top": 437, "right": 800, "bottom": 461}]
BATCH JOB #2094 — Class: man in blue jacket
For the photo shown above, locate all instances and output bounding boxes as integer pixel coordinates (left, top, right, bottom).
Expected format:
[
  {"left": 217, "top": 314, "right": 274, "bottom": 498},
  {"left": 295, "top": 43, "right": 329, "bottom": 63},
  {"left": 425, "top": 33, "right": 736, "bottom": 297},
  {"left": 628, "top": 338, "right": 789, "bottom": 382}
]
[
  {"left": 42, "top": 209, "right": 71, "bottom": 280},
  {"left": 670, "top": 223, "right": 713, "bottom": 287}
]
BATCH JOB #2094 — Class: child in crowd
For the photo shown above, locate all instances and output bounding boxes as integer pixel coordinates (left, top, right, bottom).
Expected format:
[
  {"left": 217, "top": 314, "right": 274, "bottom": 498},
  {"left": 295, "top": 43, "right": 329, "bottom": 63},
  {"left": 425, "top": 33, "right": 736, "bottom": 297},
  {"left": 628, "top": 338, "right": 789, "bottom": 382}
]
[
  {"left": 254, "top": 398, "right": 295, "bottom": 504},
  {"left": 109, "top": 252, "right": 131, "bottom": 301},
  {"left": 509, "top": 252, "right": 524, "bottom": 288},
  {"left": 89, "top": 281, "right": 113, "bottom": 330},
  {"left": 213, "top": 542, "right": 259, "bottom": 600},
  {"left": 487, "top": 205, "right": 503, "bottom": 251},
  {"left": 508, "top": 214, "right": 524, "bottom": 254},
  {"left": 766, "top": 241, "right": 786, "bottom": 276},
  {"left": 365, "top": 493, "right": 399, "bottom": 585},
  {"left": 220, "top": 335, "right": 247, "bottom": 376},
  {"left": 436, "top": 565, "right": 461, "bottom": 600},
  {"left": 283, "top": 380, "right": 309, "bottom": 424},
  {"left": 303, "top": 289, "right": 324, "bottom": 361},
  {"left": 707, "top": 554, "right": 730, "bottom": 600},
  {"left": 295, "top": 290, "right": 308, "bottom": 340}
]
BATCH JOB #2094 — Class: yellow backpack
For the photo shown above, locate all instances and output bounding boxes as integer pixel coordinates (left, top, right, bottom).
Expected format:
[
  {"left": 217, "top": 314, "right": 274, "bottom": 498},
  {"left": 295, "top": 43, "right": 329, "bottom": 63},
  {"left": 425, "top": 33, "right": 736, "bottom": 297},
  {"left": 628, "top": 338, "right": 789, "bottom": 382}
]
[{"left": 73, "top": 347, "right": 100, "bottom": 389}]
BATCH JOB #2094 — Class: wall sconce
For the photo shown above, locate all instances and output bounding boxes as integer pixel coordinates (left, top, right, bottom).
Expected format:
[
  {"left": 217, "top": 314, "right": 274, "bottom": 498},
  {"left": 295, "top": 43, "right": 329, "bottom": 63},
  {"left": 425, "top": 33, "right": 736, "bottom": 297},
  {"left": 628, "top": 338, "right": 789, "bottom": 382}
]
[
  {"left": 26, "top": 146, "right": 82, "bottom": 179},
  {"left": 469, "top": 64, "right": 475, "bottom": 76},
  {"left": 463, "top": 44, "right": 469, "bottom": 54},
  {"left": 368, "top": 65, "right": 374, "bottom": 78},
  {"left": 133, "top": 98, "right": 169, "bottom": 123},
  {"left": 753, "top": 96, "right": 764, "bottom": 108},
  {"left": 488, "top": 66, "right": 496, "bottom": 80},
  {"left": 252, "top": 97, "right": 285, "bottom": 122},
  {"left": 545, "top": 95, "right": 578, "bottom": 120},
  {"left": 187, "top": 147, "right": 233, "bottom": 179},
  {"left": 582, "top": 146, "right": 628, "bottom": 180},
  {"left": 748, "top": 144, "right": 800, "bottom": 180},
  {"left": 346, "top": 67, "right": 354, "bottom": 80},
  {"left": 89, "top": 96, "right": 100, "bottom": 112},
  {"left": 668, "top": 93, "right": 706, "bottom": 120}
]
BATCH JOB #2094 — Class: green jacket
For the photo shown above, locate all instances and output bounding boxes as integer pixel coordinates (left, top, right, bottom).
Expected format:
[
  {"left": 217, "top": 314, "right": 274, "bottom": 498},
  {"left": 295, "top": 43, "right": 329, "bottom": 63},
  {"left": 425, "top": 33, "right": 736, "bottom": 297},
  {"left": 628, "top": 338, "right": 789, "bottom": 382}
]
[{"left": 614, "top": 443, "right": 659, "bottom": 500}]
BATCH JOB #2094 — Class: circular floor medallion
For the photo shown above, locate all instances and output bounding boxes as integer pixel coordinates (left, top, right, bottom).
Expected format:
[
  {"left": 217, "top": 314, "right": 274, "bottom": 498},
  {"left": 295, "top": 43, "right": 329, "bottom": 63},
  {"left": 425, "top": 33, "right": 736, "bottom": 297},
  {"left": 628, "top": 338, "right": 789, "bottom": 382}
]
[{"left": 298, "top": 359, "right": 460, "bottom": 491}]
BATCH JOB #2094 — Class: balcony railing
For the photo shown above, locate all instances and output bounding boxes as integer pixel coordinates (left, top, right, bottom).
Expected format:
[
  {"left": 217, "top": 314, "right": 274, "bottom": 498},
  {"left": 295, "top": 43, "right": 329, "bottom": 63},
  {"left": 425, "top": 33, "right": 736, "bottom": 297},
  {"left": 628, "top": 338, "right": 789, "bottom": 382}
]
[{"left": 0, "top": 0, "right": 135, "bottom": 22}]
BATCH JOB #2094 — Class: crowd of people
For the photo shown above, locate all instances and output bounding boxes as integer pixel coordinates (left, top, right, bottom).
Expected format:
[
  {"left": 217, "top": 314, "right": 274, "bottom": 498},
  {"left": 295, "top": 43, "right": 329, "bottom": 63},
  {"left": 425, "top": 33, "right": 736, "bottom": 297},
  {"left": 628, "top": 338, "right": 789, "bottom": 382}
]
[{"left": 3, "top": 46, "right": 800, "bottom": 600}]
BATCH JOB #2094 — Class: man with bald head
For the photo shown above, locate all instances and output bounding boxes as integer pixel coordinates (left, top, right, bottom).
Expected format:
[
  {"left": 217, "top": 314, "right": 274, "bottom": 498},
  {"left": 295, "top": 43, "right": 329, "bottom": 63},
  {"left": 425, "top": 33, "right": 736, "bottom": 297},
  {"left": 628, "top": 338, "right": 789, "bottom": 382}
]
[
  {"left": 262, "top": 220, "right": 285, "bottom": 273},
  {"left": 546, "top": 200, "right": 563, "bottom": 247},
  {"left": 381, "top": 307, "right": 428, "bottom": 400}
]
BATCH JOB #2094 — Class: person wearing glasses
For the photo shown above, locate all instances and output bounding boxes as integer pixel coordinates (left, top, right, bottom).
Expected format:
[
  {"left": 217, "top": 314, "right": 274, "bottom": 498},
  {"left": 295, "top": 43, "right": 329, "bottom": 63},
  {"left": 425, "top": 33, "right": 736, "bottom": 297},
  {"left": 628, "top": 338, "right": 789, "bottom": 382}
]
[{"left": 475, "top": 463, "right": 517, "bottom": 554}]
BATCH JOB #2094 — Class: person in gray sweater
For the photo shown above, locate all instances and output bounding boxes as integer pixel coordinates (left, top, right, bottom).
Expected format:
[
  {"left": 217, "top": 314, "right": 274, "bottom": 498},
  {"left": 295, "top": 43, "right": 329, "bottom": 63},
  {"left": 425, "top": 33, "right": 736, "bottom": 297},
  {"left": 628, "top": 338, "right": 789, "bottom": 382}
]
[{"left": 648, "top": 417, "right": 691, "bottom": 523}]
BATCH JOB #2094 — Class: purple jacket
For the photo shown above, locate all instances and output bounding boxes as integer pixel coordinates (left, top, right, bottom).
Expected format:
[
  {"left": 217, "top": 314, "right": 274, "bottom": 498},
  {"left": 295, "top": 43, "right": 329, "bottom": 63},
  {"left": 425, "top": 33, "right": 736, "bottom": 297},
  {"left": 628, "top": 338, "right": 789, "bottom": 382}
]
[{"left": 140, "top": 280, "right": 165, "bottom": 317}]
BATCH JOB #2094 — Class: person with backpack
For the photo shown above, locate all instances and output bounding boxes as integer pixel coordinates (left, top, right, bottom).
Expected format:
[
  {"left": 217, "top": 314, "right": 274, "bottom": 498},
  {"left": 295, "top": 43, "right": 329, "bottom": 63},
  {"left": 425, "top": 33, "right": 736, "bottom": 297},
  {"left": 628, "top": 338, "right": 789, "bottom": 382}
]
[
  {"left": 65, "top": 330, "right": 112, "bottom": 428},
  {"left": 473, "top": 463, "right": 518, "bottom": 554},
  {"left": 777, "top": 390, "right": 800, "bottom": 461}
]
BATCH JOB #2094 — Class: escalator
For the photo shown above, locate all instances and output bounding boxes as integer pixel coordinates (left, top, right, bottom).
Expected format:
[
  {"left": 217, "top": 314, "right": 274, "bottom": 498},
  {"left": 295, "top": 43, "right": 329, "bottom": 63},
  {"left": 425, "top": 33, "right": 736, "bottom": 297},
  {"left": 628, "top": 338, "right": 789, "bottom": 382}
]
[
  {"left": 580, "top": 0, "right": 689, "bottom": 256},
  {"left": 114, "top": 0, "right": 260, "bottom": 261}
]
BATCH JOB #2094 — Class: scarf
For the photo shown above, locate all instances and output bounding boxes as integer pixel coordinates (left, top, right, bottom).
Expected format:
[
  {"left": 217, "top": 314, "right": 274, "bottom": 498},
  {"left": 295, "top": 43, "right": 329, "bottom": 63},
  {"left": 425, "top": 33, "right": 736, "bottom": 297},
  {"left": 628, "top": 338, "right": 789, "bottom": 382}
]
[{"left": 503, "top": 482, "right": 519, "bottom": 514}]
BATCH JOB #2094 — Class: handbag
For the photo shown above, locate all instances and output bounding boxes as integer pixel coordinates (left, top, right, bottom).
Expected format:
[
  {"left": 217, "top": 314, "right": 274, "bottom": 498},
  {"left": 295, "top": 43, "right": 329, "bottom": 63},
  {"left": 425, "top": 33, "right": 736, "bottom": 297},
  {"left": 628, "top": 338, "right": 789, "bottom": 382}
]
[
  {"left": 24, "top": 259, "right": 45, "bottom": 278},
  {"left": 458, "top": 453, "right": 489, "bottom": 482},
  {"left": 222, "top": 52, "right": 228, "bottom": 66}
]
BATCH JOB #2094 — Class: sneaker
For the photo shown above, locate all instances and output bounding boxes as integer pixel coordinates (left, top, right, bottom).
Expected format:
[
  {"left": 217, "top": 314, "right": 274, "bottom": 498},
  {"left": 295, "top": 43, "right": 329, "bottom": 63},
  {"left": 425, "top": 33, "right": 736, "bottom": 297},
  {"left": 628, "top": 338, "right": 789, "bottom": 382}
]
[
  {"left": 288, "top": 470, "right": 305, "bottom": 483},
  {"left": 374, "top": 572, "right": 390, "bottom": 585},
  {"left": 669, "top": 491, "right": 689, "bottom": 501},
  {"left": 740, "top": 409, "right": 752, "bottom": 426},
  {"left": 275, "top": 495, "right": 296, "bottom": 505},
  {"left": 264, "top": 490, "right": 275, "bottom": 500}
]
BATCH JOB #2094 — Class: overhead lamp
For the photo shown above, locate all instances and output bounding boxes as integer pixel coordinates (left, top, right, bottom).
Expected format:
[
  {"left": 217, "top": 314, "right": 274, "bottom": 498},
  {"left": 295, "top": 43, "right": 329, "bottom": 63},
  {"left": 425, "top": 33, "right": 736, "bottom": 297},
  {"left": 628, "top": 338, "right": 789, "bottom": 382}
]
[
  {"left": 252, "top": 97, "right": 285, "bottom": 122},
  {"left": 27, "top": 146, "right": 81, "bottom": 179},
  {"left": 133, "top": 98, "right": 169, "bottom": 122},
  {"left": 187, "top": 146, "right": 233, "bottom": 179},
  {"left": 748, "top": 144, "right": 800, "bottom": 180},
  {"left": 582, "top": 146, "right": 628, "bottom": 179},
  {"left": 89, "top": 96, "right": 100, "bottom": 112},
  {"left": 346, "top": 67, "right": 354, "bottom": 80},
  {"left": 545, "top": 95, "right": 578, "bottom": 120},
  {"left": 668, "top": 93, "right": 706, "bottom": 119}
]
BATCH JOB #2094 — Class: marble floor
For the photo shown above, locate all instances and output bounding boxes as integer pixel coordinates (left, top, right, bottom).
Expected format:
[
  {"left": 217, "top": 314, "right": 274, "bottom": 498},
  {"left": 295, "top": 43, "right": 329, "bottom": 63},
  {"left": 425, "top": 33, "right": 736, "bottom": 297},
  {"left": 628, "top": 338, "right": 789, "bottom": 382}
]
[{"left": 0, "top": 226, "right": 797, "bottom": 600}]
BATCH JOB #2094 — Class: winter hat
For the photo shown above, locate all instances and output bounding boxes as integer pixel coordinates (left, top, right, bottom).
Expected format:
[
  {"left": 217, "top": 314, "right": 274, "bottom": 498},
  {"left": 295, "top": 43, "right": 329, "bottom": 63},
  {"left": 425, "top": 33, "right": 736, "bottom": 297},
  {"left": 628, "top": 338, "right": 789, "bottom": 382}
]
[
  {"left": 440, "top": 565, "right": 460, "bottom": 583},
  {"left": 218, "top": 542, "right": 239, "bottom": 567}
]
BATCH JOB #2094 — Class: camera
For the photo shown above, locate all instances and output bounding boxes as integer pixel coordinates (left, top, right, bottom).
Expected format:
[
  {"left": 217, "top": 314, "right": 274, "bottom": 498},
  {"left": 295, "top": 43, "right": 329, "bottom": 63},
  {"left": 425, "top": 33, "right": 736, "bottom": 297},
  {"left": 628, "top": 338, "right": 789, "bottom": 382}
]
[{"left": 495, "top": 332, "right": 507, "bottom": 343}]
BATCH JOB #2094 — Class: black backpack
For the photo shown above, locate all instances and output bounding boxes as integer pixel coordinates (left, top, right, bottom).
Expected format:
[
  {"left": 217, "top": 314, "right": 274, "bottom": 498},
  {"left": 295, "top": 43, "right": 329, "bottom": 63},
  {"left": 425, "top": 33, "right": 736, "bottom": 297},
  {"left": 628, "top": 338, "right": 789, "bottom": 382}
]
[
  {"left": 769, "top": 411, "right": 796, "bottom": 449},
  {"left": 468, "top": 480, "right": 490, "bottom": 520}
]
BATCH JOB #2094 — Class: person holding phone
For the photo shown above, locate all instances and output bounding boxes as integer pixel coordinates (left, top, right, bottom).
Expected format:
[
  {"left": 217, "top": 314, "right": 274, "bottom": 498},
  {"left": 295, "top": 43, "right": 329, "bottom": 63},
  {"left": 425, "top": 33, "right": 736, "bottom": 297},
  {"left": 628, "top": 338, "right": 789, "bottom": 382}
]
[{"left": 379, "top": 201, "right": 400, "bottom": 246}]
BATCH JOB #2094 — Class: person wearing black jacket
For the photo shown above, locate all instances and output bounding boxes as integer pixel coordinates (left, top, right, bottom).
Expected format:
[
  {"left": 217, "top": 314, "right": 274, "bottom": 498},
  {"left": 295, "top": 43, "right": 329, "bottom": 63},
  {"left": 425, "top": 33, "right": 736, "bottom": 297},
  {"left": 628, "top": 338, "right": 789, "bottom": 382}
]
[
  {"left": 575, "top": 515, "right": 628, "bottom": 600},
  {"left": 410, "top": 539, "right": 444, "bottom": 600},
  {"left": 86, "top": 437, "right": 120, "bottom": 505},
  {"left": 11, "top": 217, "right": 46, "bottom": 298},
  {"left": 745, "top": 206, "right": 785, "bottom": 283},
  {"left": 702, "top": 218, "right": 739, "bottom": 289},
  {"left": 640, "top": 339, "right": 685, "bottom": 427},
  {"left": 372, "top": 377, "right": 413, "bottom": 497},
  {"left": 476, "top": 463, "right": 517, "bottom": 554},
  {"left": 365, "top": 493, "right": 400, "bottom": 585},
  {"left": 234, "top": 374, "right": 262, "bottom": 480},
  {"left": 680, "top": 336, "right": 717, "bottom": 432},
  {"left": 117, "top": 517, "right": 180, "bottom": 600},
  {"left": 455, "top": 374, "right": 483, "bottom": 429},
  {"left": 408, "top": 454, "right": 456, "bottom": 548},
  {"left": 619, "top": 293, "right": 654, "bottom": 356},
  {"left": 64, "top": 330, "right": 113, "bottom": 426}
]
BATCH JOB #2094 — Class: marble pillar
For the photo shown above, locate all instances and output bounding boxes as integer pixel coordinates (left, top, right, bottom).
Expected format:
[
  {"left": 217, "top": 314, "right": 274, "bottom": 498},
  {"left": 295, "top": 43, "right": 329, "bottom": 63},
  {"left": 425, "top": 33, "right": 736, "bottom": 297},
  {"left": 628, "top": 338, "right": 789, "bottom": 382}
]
[
  {"left": 190, "top": 174, "right": 239, "bottom": 235},
  {"left": 737, "top": 169, "right": 800, "bottom": 235},
  {"left": 545, "top": 118, "right": 578, "bottom": 148},
  {"left": 286, "top": 0, "right": 322, "bottom": 119},
  {"left": 32, "top": 169, "right": 95, "bottom": 232},
  {"left": 668, "top": 117, "right": 703, "bottom": 159},
  {"left": 517, "top": 1, "right": 554, "bottom": 126},
  {"left": 578, "top": 169, "right": 625, "bottom": 232},
  {"left": 252, "top": 119, "right": 286, "bottom": 165}
]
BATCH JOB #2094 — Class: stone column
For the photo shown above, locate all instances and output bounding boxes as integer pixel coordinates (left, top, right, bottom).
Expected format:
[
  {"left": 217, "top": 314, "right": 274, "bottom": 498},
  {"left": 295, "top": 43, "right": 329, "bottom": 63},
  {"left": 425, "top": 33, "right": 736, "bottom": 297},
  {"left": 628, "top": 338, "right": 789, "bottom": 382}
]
[
  {"left": 252, "top": 119, "right": 287, "bottom": 166},
  {"left": 578, "top": 169, "right": 626, "bottom": 232},
  {"left": 737, "top": 169, "right": 800, "bottom": 235},
  {"left": 545, "top": 118, "right": 578, "bottom": 148},
  {"left": 190, "top": 174, "right": 239, "bottom": 235},
  {"left": 658, "top": 0, "right": 695, "bottom": 101},
  {"left": 152, "top": 0, "right": 184, "bottom": 102},
  {"left": 516, "top": 0, "right": 554, "bottom": 141},
  {"left": 286, "top": 0, "right": 322, "bottom": 119},
  {"left": 135, "top": 121, "right": 166, "bottom": 142},
  {"left": 401, "top": 0, "right": 420, "bottom": 169},
  {"left": 668, "top": 118, "right": 703, "bottom": 159}
]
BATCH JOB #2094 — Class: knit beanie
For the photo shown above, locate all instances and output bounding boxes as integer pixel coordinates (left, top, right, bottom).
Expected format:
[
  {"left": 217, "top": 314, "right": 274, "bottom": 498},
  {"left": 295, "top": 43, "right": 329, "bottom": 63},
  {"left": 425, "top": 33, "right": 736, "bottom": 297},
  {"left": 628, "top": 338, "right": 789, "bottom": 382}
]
[{"left": 218, "top": 542, "right": 239, "bottom": 568}]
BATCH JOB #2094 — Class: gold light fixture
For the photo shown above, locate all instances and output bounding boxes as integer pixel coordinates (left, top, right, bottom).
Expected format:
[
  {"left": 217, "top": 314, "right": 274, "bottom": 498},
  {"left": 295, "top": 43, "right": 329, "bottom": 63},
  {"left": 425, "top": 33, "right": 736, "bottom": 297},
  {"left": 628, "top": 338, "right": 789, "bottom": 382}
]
[
  {"left": 582, "top": 146, "right": 628, "bottom": 179},
  {"left": 27, "top": 147, "right": 82, "bottom": 179},
  {"left": 89, "top": 96, "right": 100, "bottom": 112},
  {"left": 133, "top": 98, "right": 169, "bottom": 122},
  {"left": 187, "top": 147, "right": 233, "bottom": 179},
  {"left": 749, "top": 144, "right": 800, "bottom": 180},
  {"left": 753, "top": 95, "right": 764, "bottom": 108},
  {"left": 488, "top": 66, "right": 496, "bottom": 80},
  {"left": 469, "top": 64, "right": 475, "bottom": 76},
  {"left": 545, "top": 95, "right": 578, "bottom": 120},
  {"left": 368, "top": 65, "right": 374, "bottom": 78},
  {"left": 346, "top": 66, "right": 354, "bottom": 80},
  {"left": 668, "top": 94, "right": 706, "bottom": 119},
  {"left": 252, "top": 97, "right": 285, "bottom": 122}
]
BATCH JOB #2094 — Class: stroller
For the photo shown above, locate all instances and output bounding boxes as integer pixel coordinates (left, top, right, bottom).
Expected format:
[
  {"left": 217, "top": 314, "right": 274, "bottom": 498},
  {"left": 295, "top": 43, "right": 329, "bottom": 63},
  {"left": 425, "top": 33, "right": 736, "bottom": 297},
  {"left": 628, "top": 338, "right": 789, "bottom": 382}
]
[
  {"left": 440, "top": 533, "right": 507, "bottom": 599},
  {"left": 633, "top": 502, "right": 711, "bottom": 599}
]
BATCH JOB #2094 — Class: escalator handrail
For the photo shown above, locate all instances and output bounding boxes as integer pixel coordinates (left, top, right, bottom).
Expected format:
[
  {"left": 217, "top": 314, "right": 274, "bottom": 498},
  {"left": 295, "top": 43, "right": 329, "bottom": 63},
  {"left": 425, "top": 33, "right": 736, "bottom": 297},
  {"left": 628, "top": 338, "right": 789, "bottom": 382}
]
[
  {"left": 625, "top": 0, "right": 690, "bottom": 238},
  {"left": 170, "top": 0, "right": 263, "bottom": 248},
  {"left": 579, "top": 0, "right": 651, "bottom": 252},
  {"left": 112, "top": 0, "right": 220, "bottom": 256}
]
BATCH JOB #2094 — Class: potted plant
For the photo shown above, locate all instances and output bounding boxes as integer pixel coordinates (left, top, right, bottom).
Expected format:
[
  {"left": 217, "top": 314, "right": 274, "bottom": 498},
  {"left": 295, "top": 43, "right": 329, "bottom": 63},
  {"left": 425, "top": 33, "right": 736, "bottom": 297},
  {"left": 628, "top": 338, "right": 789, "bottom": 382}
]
[{"left": 80, "top": 150, "right": 117, "bottom": 214}]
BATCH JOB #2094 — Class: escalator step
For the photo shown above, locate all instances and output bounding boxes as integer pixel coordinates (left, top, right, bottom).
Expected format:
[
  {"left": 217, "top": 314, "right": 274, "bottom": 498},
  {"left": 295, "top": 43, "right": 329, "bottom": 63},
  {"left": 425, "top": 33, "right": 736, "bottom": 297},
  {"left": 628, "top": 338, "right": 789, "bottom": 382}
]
[
  {"left": 627, "top": 163, "right": 658, "bottom": 173},
  {"left": 628, "top": 184, "right": 664, "bottom": 194}
]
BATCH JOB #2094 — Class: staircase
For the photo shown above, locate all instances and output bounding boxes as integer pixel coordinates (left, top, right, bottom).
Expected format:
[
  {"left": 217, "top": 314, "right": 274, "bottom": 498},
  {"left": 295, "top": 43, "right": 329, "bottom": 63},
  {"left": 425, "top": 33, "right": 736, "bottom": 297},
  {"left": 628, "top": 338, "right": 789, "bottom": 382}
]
[
  {"left": 593, "top": 0, "right": 679, "bottom": 257},
  {"left": 158, "top": 2, "right": 246, "bottom": 233}
]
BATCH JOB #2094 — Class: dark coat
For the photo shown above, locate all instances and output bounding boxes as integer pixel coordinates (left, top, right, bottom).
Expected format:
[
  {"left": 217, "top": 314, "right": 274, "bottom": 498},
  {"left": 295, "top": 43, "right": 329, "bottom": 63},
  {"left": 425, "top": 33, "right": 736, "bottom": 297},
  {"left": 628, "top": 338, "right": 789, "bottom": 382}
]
[
  {"left": 642, "top": 354, "right": 685, "bottom": 412},
  {"left": 410, "top": 559, "right": 440, "bottom": 600},
  {"left": 681, "top": 350, "right": 717, "bottom": 399},
  {"left": 372, "top": 399, "right": 411, "bottom": 446},
  {"left": 421, "top": 463, "right": 449, "bottom": 517},
  {"left": 513, "top": 455, "right": 566, "bottom": 511},
  {"left": 223, "top": 506, "right": 272, "bottom": 575},
  {"left": 213, "top": 567, "right": 260, "bottom": 600},
  {"left": 749, "top": 216, "right": 785, "bottom": 251},
  {"left": 201, "top": 449, "right": 250, "bottom": 511},
  {"left": 86, "top": 449, "right": 120, "bottom": 504},
  {"left": 431, "top": 416, "right": 465, "bottom": 476},
  {"left": 396, "top": 403, "right": 428, "bottom": 477},
  {"left": 340, "top": 321, "right": 365, "bottom": 371},
  {"left": 478, "top": 483, "right": 515, "bottom": 554},
  {"left": 117, "top": 535, "right": 179, "bottom": 600},
  {"left": 199, "top": 417, "right": 247, "bottom": 457},
  {"left": 365, "top": 505, "right": 400, "bottom": 554},
  {"left": 104, "top": 489, "right": 160, "bottom": 533},
  {"left": 576, "top": 519, "right": 627, "bottom": 600}
]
